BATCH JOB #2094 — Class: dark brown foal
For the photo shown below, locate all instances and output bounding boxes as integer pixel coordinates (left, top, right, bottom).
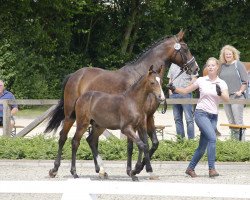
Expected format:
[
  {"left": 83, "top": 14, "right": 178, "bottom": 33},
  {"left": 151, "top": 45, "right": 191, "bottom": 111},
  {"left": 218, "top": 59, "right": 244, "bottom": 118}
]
[{"left": 71, "top": 66, "right": 165, "bottom": 180}]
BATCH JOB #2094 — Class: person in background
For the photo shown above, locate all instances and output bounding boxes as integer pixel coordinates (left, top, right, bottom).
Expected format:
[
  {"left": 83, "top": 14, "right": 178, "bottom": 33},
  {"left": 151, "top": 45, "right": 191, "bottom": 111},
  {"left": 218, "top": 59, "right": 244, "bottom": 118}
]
[
  {"left": 167, "top": 63, "right": 197, "bottom": 139},
  {"left": 219, "top": 45, "right": 248, "bottom": 141},
  {"left": 167, "top": 57, "right": 229, "bottom": 178},
  {"left": 0, "top": 80, "right": 18, "bottom": 135}
]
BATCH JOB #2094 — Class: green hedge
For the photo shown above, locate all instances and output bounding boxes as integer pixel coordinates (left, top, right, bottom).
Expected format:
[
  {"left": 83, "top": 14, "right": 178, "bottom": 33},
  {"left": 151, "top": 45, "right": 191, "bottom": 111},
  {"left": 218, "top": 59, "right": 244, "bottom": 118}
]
[{"left": 0, "top": 136, "right": 249, "bottom": 162}]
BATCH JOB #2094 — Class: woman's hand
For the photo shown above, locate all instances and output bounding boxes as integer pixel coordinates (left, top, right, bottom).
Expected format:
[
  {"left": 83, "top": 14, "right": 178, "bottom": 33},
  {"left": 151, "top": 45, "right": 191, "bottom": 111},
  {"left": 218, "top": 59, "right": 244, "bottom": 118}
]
[
  {"left": 235, "top": 91, "right": 243, "bottom": 96},
  {"left": 166, "top": 83, "right": 176, "bottom": 92}
]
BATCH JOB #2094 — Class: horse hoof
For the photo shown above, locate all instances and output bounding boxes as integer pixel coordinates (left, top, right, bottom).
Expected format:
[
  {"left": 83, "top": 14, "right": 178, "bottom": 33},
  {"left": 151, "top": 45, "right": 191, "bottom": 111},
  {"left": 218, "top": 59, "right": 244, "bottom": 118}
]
[
  {"left": 49, "top": 169, "right": 57, "bottom": 178},
  {"left": 130, "top": 170, "right": 136, "bottom": 177},
  {"left": 127, "top": 169, "right": 131, "bottom": 177},
  {"left": 135, "top": 163, "right": 143, "bottom": 172},
  {"left": 131, "top": 175, "right": 139, "bottom": 182},
  {"left": 149, "top": 174, "right": 159, "bottom": 180},
  {"left": 99, "top": 172, "right": 108, "bottom": 179},
  {"left": 73, "top": 174, "right": 79, "bottom": 179}
]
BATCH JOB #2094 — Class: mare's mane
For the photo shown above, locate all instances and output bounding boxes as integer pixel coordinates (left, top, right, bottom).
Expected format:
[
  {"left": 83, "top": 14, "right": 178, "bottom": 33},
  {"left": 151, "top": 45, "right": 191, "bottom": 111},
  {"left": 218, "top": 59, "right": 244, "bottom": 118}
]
[{"left": 122, "top": 35, "right": 172, "bottom": 70}]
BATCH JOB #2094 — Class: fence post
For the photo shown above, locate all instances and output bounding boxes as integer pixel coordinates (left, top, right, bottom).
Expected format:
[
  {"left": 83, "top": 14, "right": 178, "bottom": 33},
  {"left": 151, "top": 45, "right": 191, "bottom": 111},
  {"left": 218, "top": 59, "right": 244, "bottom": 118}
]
[{"left": 3, "top": 100, "right": 11, "bottom": 136}]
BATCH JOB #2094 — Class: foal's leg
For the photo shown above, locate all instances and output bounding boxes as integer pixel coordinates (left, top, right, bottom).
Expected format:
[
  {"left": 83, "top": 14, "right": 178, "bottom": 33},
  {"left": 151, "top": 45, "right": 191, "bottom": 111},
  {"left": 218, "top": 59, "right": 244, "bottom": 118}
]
[
  {"left": 86, "top": 126, "right": 108, "bottom": 179},
  {"left": 126, "top": 138, "right": 133, "bottom": 176},
  {"left": 131, "top": 127, "right": 145, "bottom": 174},
  {"left": 86, "top": 126, "right": 100, "bottom": 172},
  {"left": 49, "top": 117, "right": 75, "bottom": 178},
  {"left": 131, "top": 125, "right": 159, "bottom": 180},
  {"left": 137, "top": 116, "right": 159, "bottom": 174},
  {"left": 70, "top": 123, "right": 89, "bottom": 178},
  {"left": 126, "top": 136, "right": 144, "bottom": 177},
  {"left": 124, "top": 125, "right": 155, "bottom": 181},
  {"left": 123, "top": 127, "right": 143, "bottom": 181},
  {"left": 126, "top": 128, "right": 146, "bottom": 180}
]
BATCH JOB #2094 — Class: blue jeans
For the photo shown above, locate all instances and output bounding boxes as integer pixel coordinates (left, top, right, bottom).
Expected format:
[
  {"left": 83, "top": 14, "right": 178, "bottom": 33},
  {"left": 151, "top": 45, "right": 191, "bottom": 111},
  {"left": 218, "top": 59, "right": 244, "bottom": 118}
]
[
  {"left": 170, "top": 93, "right": 194, "bottom": 139},
  {"left": 188, "top": 109, "right": 218, "bottom": 170}
]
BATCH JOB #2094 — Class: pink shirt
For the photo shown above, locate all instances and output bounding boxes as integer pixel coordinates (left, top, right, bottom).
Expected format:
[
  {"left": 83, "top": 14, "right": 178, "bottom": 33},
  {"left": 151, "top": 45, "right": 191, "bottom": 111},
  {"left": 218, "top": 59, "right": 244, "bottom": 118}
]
[{"left": 194, "top": 76, "right": 228, "bottom": 114}]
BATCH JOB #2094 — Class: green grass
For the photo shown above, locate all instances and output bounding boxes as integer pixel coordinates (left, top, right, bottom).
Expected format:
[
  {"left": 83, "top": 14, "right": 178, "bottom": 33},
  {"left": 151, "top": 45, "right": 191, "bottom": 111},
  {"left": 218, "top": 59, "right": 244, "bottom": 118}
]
[{"left": 16, "top": 106, "right": 51, "bottom": 118}]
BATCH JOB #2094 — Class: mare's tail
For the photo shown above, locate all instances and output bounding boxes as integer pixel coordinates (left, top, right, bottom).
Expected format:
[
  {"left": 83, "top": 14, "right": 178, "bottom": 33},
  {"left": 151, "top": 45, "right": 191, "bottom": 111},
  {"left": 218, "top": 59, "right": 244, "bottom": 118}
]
[{"left": 44, "top": 75, "right": 71, "bottom": 133}]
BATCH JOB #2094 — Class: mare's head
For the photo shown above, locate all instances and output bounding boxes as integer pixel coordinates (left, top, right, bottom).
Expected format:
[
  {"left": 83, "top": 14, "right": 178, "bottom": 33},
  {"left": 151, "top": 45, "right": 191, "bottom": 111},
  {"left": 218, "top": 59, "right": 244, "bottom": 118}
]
[
  {"left": 147, "top": 65, "right": 165, "bottom": 102},
  {"left": 165, "top": 30, "right": 199, "bottom": 75}
]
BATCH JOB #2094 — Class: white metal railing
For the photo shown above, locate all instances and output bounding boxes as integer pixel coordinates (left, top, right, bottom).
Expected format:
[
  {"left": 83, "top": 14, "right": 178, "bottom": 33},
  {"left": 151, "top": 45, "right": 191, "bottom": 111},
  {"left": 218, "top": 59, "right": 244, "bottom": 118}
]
[{"left": 0, "top": 179, "right": 250, "bottom": 200}]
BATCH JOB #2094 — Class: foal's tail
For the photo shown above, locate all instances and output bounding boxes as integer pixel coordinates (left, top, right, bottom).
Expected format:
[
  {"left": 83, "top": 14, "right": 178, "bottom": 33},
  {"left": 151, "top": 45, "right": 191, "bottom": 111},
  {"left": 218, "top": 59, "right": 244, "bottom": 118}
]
[{"left": 44, "top": 75, "right": 71, "bottom": 133}]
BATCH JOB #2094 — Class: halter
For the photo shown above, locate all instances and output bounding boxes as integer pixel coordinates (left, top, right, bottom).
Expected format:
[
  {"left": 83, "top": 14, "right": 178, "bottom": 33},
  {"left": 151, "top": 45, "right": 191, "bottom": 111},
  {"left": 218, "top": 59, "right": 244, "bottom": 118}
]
[
  {"left": 162, "top": 37, "right": 197, "bottom": 114},
  {"left": 172, "top": 36, "right": 197, "bottom": 74}
]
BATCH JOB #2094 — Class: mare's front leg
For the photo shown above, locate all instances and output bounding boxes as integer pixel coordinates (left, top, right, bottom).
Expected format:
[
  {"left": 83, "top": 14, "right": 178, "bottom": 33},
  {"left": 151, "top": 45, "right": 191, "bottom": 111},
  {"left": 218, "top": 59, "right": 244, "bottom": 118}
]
[
  {"left": 49, "top": 118, "right": 75, "bottom": 178},
  {"left": 70, "top": 123, "right": 89, "bottom": 178},
  {"left": 86, "top": 126, "right": 108, "bottom": 179}
]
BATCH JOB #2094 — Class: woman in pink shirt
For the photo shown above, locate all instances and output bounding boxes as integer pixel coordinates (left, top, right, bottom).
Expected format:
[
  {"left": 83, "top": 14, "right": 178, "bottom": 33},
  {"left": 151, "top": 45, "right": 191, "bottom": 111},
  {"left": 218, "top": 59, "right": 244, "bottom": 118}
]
[{"left": 167, "top": 57, "right": 229, "bottom": 178}]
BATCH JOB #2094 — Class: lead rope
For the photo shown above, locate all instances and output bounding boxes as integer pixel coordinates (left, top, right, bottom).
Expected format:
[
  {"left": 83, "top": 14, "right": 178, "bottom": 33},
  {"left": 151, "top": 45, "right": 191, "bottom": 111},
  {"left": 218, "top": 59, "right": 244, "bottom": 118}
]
[{"left": 161, "top": 70, "right": 186, "bottom": 114}]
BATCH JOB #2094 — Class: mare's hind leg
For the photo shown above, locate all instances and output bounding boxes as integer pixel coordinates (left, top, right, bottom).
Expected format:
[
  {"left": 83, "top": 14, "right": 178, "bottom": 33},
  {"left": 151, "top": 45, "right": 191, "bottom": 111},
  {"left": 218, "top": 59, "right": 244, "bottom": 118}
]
[
  {"left": 49, "top": 118, "right": 75, "bottom": 178},
  {"left": 86, "top": 126, "right": 108, "bottom": 179},
  {"left": 70, "top": 123, "right": 89, "bottom": 178}
]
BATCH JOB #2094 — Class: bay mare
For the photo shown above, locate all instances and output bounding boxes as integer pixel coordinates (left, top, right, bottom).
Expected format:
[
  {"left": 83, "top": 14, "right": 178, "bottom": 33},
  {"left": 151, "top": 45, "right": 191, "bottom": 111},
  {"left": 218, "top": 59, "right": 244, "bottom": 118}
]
[
  {"left": 71, "top": 66, "right": 165, "bottom": 181},
  {"left": 45, "top": 30, "right": 199, "bottom": 179}
]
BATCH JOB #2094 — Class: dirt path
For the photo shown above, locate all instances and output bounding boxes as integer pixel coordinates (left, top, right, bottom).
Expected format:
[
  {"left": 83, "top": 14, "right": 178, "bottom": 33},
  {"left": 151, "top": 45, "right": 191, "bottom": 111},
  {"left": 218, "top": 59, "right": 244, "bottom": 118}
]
[{"left": 0, "top": 160, "right": 249, "bottom": 200}]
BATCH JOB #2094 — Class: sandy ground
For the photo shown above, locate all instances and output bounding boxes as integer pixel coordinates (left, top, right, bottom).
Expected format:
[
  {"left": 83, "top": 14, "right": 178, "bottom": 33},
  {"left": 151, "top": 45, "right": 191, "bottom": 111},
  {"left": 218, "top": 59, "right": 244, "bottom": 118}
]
[
  {"left": 0, "top": 160, "right": 250, "bottom": 200},
  {"left": 0, "top": 108, "right": 250, "bottom": 200},
  {"left": 1, "top": 107, "right": 250, "bottom": 141}
]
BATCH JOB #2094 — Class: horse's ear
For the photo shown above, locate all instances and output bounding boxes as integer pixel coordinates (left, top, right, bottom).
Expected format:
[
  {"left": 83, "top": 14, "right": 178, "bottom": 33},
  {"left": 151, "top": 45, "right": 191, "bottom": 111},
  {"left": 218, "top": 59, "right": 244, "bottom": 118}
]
[
  {"left": 177, "top": 29, "right": 185, "bottom": 41},
  {"left": 156, "top": 65, "right": 163, "bottom": 75},
  {"left": 148, "top": 65, "right": 154, "bottom": 74}
]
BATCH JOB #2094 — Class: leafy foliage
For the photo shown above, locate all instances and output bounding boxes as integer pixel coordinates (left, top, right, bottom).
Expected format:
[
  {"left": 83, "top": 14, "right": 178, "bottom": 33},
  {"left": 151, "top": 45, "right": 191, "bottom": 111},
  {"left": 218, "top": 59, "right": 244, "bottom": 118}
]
[
  {"left": 0, "top": 136, "right": 249, "bottom": 162},
  {"left": 0, "top": 0, "right": 249, "bottom": 98}
]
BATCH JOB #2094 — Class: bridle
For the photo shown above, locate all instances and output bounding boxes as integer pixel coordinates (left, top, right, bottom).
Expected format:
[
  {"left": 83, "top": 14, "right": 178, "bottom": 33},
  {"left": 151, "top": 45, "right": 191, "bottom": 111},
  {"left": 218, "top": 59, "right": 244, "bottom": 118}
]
[
  {"left": 161, "top": 37, "right": 198, "bottom": 114},
  {"left": 172, "top": 36, "right": 197, "bottom": 75}
]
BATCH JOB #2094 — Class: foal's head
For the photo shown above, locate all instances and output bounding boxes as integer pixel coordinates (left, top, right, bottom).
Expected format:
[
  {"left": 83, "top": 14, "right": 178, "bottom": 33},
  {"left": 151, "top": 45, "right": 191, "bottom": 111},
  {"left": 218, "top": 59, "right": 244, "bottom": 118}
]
[{"left": 147, "top": 65, "right": 165, "bottom": 102}]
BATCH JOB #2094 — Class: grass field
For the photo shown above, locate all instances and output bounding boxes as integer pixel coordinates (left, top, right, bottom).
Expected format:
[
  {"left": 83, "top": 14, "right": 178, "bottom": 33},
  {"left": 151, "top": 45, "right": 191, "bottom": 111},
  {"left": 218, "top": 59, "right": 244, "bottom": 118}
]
[{"left": 16, "top": 106, "right": 52, "bottom": 118}]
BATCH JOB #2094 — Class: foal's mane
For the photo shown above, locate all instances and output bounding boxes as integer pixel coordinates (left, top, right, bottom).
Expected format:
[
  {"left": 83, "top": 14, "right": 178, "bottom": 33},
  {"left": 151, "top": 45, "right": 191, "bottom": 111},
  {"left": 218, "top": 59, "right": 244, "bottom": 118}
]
[{"left": 122, "top": 69, "right": 157, "bottom": 96}]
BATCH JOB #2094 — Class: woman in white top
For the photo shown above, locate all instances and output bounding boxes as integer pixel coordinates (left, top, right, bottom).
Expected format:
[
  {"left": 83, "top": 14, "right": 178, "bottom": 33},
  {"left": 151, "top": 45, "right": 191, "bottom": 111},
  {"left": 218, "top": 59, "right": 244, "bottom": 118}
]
[{"left": 167, "top": 57, "right": 229, "bottom": 178}]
